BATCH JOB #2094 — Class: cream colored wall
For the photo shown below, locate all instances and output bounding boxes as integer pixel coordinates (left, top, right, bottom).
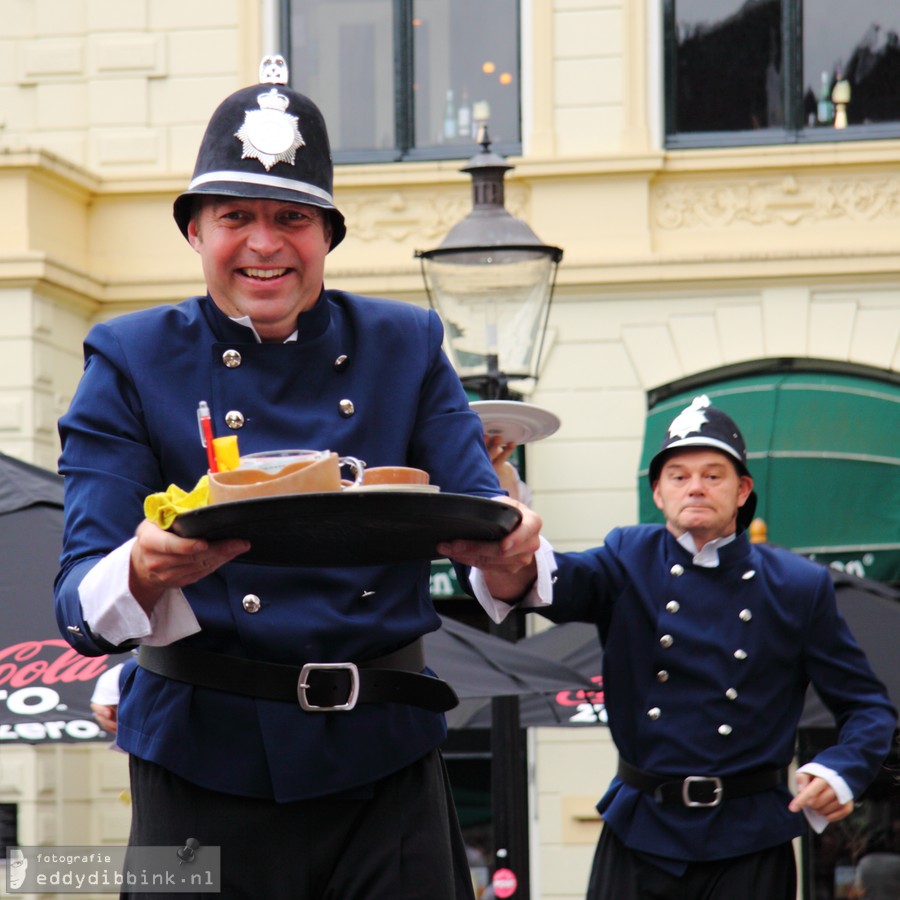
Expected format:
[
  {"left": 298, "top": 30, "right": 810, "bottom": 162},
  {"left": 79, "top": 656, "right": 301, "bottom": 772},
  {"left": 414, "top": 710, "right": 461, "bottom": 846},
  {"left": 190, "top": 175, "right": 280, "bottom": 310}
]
[
  {"left": 0, "top": 1, "right": 897, "bottom": 897},
  {"left": 0, "top": 745, "right": 130, "bottom": 899}
]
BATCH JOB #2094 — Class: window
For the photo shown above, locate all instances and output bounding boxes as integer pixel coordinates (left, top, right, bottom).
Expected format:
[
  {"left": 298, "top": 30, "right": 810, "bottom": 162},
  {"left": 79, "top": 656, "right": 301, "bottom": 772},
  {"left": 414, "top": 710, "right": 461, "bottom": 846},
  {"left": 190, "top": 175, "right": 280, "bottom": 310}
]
[
  {"left": 282, "top": 0, "right": 521, "bottom": 163},
  {"left": 664, "top": 0, "right": 900, "bottom": 147},
  {"left": 0, "top": 803, "right": 17, "bottom": 856}
]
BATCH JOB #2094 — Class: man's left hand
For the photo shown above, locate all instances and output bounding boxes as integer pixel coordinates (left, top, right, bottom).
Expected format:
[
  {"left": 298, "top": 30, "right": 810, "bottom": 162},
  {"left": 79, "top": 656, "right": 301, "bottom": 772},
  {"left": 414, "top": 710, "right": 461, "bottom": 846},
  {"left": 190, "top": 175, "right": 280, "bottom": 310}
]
[
  {"left": 789, "top": 772, "right": 854, "bottom": 823},
  {"left": 437, "top": 497, "right": 542, "bottom": 600}
]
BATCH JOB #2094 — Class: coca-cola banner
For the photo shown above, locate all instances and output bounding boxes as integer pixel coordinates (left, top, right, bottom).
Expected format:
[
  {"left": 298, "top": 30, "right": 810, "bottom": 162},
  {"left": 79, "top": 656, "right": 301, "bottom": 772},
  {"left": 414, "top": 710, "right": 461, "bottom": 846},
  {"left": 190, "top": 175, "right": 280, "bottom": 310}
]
[{"left": 0, "top": 454, "right": 124, "bottom": 744}]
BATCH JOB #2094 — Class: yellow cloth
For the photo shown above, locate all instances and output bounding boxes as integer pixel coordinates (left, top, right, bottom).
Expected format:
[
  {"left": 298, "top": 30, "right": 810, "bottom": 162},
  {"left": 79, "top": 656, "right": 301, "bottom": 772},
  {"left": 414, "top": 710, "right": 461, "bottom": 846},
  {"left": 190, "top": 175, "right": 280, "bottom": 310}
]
[{"left": 144, "top": 476, "right": 209, "bottom": 530}]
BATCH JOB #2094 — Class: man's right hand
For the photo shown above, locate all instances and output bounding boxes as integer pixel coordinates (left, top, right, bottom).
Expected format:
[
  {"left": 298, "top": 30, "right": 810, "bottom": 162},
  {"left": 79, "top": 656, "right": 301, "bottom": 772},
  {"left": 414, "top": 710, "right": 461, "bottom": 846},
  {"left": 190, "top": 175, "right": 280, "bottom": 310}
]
[{"left": 129, "top": 519, "right": 250, "bottom": 613}]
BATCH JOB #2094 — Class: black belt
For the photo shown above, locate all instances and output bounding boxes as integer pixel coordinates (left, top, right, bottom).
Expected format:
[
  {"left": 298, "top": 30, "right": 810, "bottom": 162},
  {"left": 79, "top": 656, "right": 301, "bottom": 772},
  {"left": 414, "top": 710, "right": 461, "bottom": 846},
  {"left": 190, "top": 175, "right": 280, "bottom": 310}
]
[
  {"left": 137, "top": 640, "right": 458, "bottom": 713},
  {"left": 617, "top": 758, "right": 788, "bottom": 808}
]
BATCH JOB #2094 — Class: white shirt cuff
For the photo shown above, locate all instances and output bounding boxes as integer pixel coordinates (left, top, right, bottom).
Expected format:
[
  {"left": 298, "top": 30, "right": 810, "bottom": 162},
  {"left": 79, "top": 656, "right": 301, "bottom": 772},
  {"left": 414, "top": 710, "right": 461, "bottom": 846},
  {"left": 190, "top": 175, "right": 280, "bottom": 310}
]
[
  {"left": 796, "top": 762, "right": 853, "bottom": 833},
  {"left": 79, "top": 539, "right": 201, "bottom": 646},
  {"left": 471, "top": 535, "right": 556, "bottom": 624},
  {"left": 89, "top": 663, "right": 126, "bottom": 705}
]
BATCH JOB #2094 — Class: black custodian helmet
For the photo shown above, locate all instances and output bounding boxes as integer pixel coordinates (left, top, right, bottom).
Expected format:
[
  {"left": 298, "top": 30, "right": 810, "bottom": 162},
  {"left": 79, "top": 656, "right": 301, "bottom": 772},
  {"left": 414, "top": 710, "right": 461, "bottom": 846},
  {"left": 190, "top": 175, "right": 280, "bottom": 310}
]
[
  {"left": 649, "top": 395, "right": 758, "bottom": 530},
  {"left": 173, "top": 55, "right": 346, "bottom": 250}
]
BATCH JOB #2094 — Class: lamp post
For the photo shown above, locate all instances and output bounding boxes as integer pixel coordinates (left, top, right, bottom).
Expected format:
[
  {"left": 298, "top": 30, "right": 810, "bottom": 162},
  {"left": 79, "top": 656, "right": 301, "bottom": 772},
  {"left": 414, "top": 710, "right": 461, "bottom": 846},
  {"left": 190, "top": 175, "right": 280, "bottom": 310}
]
[
  {"left": 417, "top": 121, "right": 562, "bottom": 900},
  {"left": 417, "top": 123, "right": 562, "bottom": 402}
]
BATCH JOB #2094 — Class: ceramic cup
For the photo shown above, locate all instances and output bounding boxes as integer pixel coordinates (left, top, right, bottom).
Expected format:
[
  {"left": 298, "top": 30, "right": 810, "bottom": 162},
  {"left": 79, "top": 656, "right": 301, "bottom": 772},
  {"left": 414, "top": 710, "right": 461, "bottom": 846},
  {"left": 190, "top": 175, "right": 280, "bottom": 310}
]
[{"left": 361, "top": 466, "right": 431, "bottom": 486}]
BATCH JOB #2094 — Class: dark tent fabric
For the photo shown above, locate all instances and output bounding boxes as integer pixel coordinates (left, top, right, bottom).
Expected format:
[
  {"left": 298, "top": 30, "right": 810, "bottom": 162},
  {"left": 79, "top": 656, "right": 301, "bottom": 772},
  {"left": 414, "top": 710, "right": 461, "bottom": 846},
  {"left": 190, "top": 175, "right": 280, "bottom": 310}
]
[
  {"left": 445, "top": 622, "right": 604, "bottom": 729},
  {"left": 424, "top": 616, "right": 594, "bottom": 700},
  {"left": 800, "top": 571, "right": 900, "bottom": 729},
  {"left": 448, "top": 568, "right": 899, "bottom": 731},
  {"left": 0, "top": 452, "right": 126, "bottom": 744}
]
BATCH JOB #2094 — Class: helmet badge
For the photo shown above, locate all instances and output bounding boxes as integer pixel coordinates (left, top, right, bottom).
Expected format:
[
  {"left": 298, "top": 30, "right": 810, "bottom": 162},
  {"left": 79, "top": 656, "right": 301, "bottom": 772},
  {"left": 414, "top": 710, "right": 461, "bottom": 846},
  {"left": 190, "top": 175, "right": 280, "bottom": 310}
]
[
  {"left": 667, "top": 394, "right": 711, "bottom": 440},
  {"left": 234, "top": 55, "right": 305, "bottom": 171}
]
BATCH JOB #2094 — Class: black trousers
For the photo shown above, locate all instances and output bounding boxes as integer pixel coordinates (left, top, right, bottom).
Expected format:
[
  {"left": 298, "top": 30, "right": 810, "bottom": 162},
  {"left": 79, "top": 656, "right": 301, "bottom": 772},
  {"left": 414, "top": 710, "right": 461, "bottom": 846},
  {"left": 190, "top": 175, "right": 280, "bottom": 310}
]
[
  {"left": 124, "top": 751, "right": 475, "bottom": 900},
  {"left": 587, "top": 824, "right": 797, "bottom": 900}
]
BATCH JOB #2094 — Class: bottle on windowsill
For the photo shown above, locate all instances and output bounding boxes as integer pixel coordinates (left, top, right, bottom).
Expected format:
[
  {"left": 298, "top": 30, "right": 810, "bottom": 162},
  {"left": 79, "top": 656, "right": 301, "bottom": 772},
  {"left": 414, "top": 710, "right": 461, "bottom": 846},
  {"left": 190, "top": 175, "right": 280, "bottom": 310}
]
[
  {"left": 443, "top": 89, "right": 457, "bottom": 141},
  {"left": 457, "top": 88, "right": 471, "bottom": 139}
]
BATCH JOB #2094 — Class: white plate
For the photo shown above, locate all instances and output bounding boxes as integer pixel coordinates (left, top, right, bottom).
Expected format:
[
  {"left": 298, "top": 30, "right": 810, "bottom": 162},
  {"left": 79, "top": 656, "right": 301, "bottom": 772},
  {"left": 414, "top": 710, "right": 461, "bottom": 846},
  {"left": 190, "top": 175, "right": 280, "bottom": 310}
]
[
  {"left": 470, "top": 401, "right": 561, "bottom": 444},
  {"left": 345, "top": 484, "right": 441, "bottom": 493}
]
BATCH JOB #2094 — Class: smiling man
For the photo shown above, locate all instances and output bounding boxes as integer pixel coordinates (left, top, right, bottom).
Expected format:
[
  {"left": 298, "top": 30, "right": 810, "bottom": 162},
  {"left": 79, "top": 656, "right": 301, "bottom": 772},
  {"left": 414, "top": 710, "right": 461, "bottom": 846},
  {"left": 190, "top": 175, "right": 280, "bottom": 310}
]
[
  {"left": 55, "top": 57, "right": 543, "bottom": 899},
  {"left": 476, "top": 394, "right": 897, "bottom": 900}
]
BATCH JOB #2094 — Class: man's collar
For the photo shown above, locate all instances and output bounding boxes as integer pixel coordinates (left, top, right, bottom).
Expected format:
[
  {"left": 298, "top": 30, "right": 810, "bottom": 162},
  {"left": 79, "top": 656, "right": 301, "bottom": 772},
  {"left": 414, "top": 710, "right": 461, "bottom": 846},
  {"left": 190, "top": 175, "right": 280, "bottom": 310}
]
[
  {"left": 230, "top": 315, "right": 297, "bottom": 343},
  {"left": 676, "top": 531, "right": 737, "bottom": 568}
]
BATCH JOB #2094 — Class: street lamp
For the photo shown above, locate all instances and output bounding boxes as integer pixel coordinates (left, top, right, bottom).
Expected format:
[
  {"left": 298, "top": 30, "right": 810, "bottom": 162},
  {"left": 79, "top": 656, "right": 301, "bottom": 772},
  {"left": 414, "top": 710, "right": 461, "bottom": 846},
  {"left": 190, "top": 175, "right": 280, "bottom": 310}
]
[
  {"left": 416, "top": 123, "right": 563, "bottom": 400},
  {"left": 417, "top": 121, "right": 562, "bottom": 900}
]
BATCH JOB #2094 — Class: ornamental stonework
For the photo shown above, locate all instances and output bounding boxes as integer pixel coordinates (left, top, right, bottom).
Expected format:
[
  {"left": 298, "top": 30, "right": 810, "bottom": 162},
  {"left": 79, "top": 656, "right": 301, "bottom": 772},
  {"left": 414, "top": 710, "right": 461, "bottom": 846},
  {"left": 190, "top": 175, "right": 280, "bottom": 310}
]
[
  {"left": 339, "top": 184, "right": 530, "bottom": 243},
  {"left": 653, "top": 174, "right": 900, "bottom": 229}
]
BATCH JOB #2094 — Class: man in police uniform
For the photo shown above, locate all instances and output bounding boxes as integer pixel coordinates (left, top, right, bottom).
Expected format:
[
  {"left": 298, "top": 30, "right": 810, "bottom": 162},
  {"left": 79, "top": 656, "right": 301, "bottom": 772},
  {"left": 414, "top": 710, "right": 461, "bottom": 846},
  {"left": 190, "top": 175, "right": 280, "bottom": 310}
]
[
  {"left": 448, "top": 394, "right": 897, "bottom": 899},
  {"left": 55, "top": 58, "right": 544, "bottom": 899}
]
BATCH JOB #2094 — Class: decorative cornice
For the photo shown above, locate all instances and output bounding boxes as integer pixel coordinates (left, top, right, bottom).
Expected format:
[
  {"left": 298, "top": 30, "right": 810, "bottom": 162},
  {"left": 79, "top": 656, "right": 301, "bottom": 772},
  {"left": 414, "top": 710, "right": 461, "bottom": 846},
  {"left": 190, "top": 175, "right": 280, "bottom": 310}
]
[
  {"left": 339, "top": 184, "right": 530, "bottom": 244},
  {"left": 654, "top": 173, "right": 900, "bottom": 229}
]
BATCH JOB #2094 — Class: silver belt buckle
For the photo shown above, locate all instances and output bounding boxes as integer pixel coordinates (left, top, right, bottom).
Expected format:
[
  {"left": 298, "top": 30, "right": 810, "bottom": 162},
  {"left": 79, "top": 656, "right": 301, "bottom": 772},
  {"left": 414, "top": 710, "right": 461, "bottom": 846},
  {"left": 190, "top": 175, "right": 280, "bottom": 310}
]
[
  {"left": 682, "top": 775, "right": 723, "bottom": 807},
  {"left": 297, "top": 662, "right": 360, "bottom": 712}
]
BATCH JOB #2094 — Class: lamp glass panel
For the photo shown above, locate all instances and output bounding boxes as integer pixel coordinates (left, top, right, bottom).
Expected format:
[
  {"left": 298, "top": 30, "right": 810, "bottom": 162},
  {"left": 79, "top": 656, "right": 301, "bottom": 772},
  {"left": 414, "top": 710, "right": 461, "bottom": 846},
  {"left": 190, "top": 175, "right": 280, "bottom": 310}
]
[{"left": 424, "top": 253, "right": 555, "bottom": 384}]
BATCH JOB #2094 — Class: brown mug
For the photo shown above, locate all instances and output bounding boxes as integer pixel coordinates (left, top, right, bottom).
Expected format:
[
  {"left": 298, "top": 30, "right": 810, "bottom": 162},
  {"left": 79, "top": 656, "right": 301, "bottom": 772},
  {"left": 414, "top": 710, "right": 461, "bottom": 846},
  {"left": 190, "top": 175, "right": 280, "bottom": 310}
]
[{"left": 361, "top": 466, "right": 430, "bottom": 487}]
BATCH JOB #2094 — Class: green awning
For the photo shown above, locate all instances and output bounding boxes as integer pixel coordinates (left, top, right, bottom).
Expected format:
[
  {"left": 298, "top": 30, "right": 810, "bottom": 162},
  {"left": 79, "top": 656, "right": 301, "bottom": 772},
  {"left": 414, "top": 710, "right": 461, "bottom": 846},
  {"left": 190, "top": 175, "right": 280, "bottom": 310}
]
[
  {"left": 638, "top": 361, "right": 900, "bottom": 584},
  {"left": 431, "top": 559, "right": 466, "bottom": 598}
]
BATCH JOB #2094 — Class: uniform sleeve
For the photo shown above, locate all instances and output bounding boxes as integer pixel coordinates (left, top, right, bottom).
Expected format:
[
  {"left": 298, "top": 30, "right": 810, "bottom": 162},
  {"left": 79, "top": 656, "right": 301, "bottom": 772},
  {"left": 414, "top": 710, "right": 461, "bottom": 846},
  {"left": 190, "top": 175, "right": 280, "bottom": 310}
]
[
  {"left": 406, "top": 308, "right": 501, "bottom": 497},
  {"left": 537, "top": 529, "right": 631, "bottom": 629},
  {"left": 55, "top": 323, "right": 169, "bottom": 656}
]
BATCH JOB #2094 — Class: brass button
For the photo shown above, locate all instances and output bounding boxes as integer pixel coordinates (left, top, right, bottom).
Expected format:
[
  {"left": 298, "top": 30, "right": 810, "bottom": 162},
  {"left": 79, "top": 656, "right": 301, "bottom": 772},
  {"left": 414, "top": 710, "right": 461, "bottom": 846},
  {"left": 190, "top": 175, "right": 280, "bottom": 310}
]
[
  {"left": 666, "top": 601, "right": 680, "bottom": 614},
  {"left": 339, "top": 399, "right": 355, "bottom": 418},
  {"left": 222, "top": 349, "right": 242, "bottom": 368},
  {"left": 660, "top": 634, "right": 674, "bottom": 649},
  {"left": 242, "top": 594, "right": 261, "bottom": 614},
  {"left": 225, "top": 410, "right": 245, "bottom": 429}
]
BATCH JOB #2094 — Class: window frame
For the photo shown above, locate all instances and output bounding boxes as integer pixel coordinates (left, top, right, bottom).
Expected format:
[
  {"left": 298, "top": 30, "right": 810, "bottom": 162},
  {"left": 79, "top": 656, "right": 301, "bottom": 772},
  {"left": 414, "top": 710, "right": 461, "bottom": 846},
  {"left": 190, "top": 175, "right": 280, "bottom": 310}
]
[
  {"left": 279, "top": 0, "right": 523, "bottom": 165},
  {"left": 663, "top": 0, "right": 900, "bottom": 149}
]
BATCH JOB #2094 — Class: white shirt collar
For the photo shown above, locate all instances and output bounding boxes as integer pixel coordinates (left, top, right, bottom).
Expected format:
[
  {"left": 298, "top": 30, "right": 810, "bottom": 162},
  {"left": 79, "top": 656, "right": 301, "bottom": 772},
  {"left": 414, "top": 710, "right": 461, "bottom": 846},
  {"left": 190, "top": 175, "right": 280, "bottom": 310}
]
[
  {"left": 676, "top": 531, "right": 737, "bottom": 568},
  {"left": 231, "top": 315, "right": 298, "bottom": 343}
]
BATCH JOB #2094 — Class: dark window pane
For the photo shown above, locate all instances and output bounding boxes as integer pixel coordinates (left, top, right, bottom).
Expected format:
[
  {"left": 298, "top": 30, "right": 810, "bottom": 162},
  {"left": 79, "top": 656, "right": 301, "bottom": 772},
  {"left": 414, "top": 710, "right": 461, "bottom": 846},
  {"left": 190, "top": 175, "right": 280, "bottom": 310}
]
[
  {"left": 803, "top": 1, "right": 900, "bottom": 129},
  {"left": 413, "top": 0, "right": 520, "bottom": 149},
  {"left": 286, "top": 0, "right": 520, "bottom": 159},
  {"left": 672, "top": 0, "right": 784, "bottom": 133},
  {"left": 288, "top": 0, "right": 395, "bottom": 153},
  {"left": 0, "top": 803, "right": 17, "bottom": 855}
]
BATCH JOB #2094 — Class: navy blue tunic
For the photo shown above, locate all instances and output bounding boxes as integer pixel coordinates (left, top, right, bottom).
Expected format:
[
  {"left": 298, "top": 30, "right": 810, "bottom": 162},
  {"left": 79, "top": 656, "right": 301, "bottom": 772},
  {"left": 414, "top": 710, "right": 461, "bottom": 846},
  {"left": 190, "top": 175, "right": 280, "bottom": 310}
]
[{"left": 56, "top": 291, "right": 500, "bottom": 801}]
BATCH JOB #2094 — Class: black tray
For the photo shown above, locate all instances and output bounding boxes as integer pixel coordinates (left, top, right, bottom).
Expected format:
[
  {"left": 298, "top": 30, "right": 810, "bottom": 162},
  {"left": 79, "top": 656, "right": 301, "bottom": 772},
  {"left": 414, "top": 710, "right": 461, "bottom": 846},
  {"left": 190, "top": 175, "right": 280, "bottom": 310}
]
[{"left": 170, "top": 491, "right": 522, "bottom": 567}]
